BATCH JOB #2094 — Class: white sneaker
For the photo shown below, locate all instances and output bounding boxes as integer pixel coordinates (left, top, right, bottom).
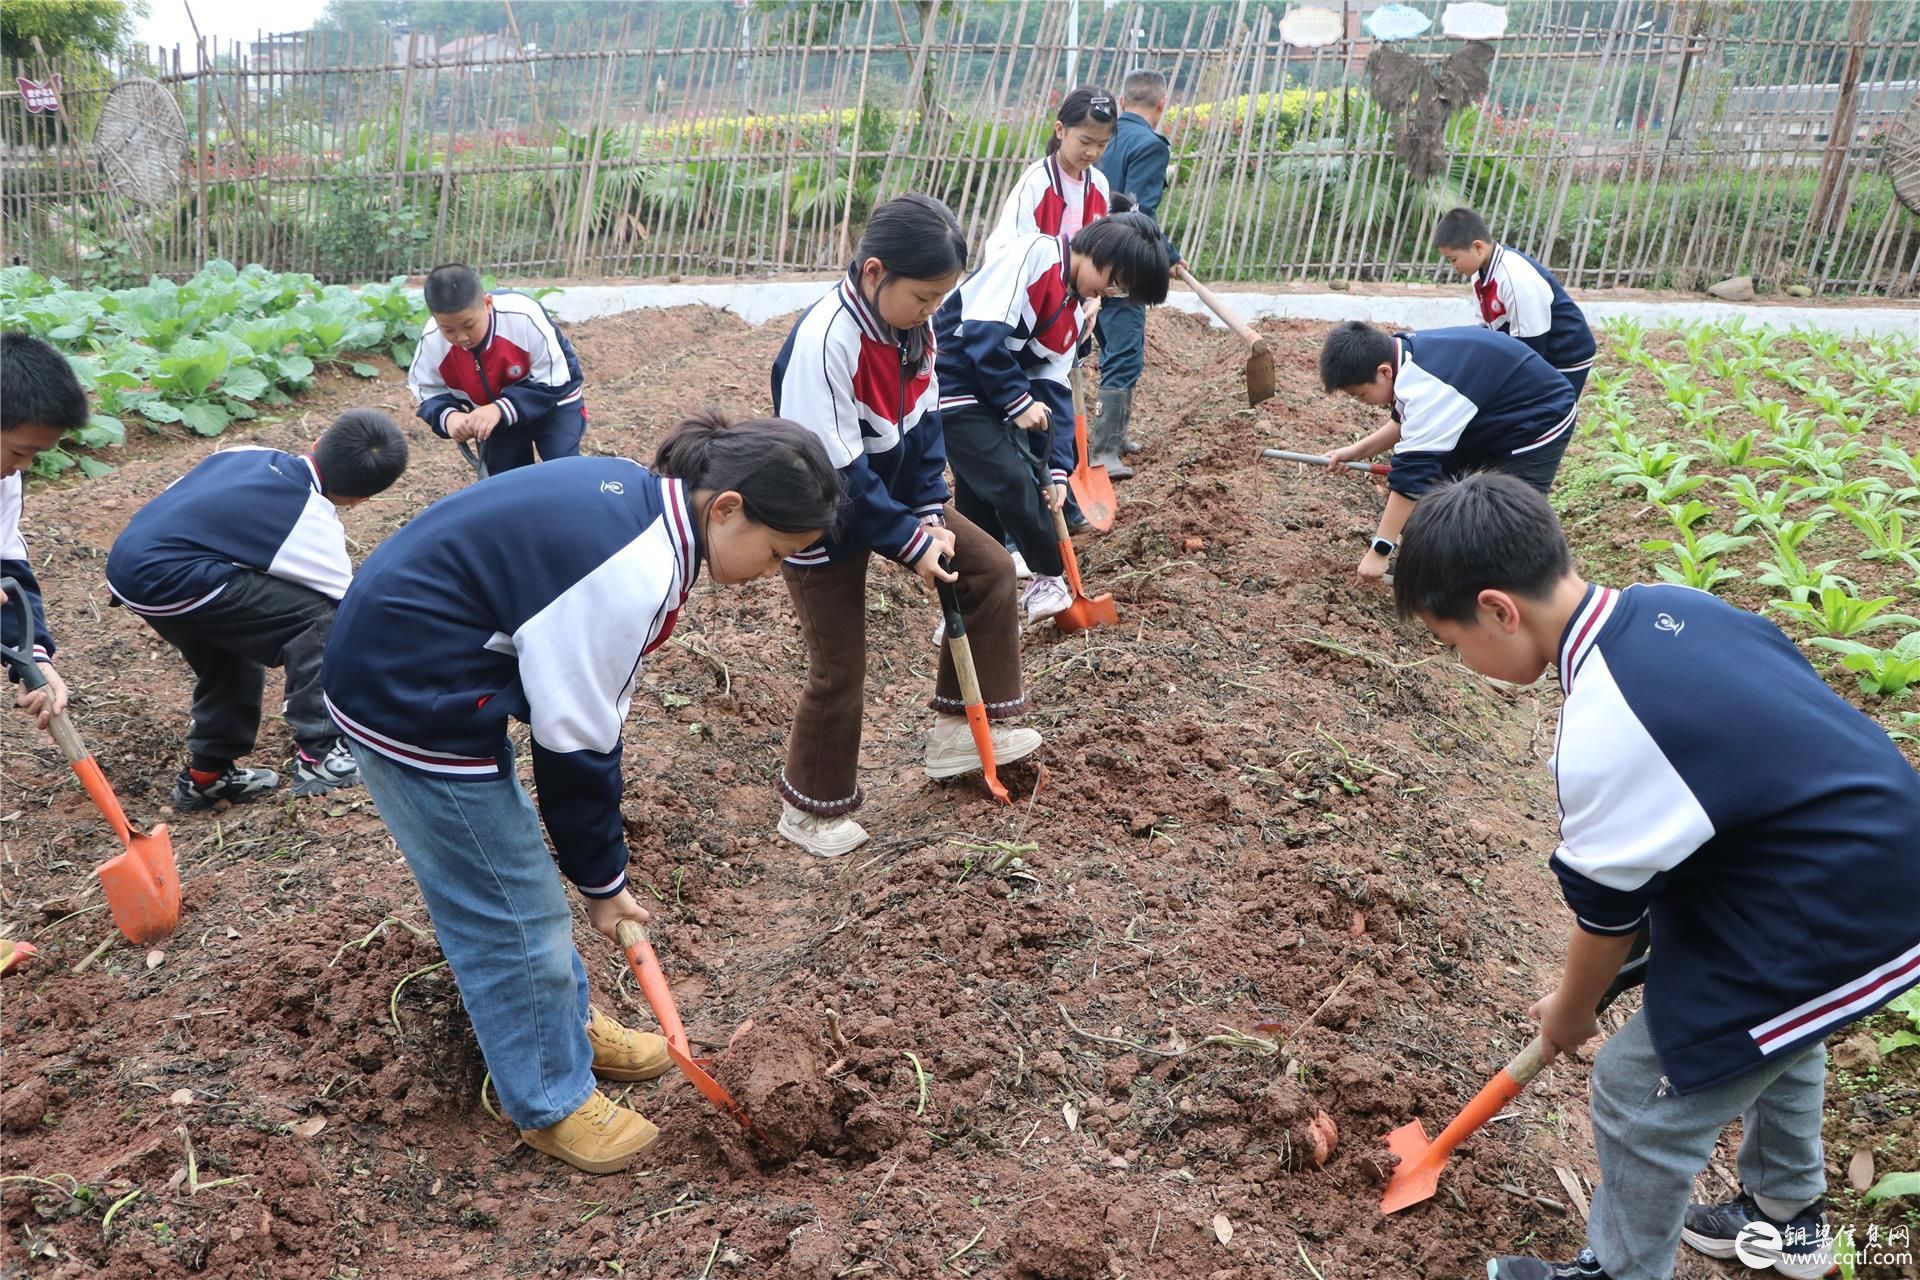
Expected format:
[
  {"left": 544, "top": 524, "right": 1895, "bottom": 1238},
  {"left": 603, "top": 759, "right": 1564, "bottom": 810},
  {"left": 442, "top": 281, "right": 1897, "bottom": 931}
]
[
  {"left": 776, "top": 801, "right": 869, "bottom": 858},
  {"left": 925, "top": 718, "right": 1043, "bottom": 780},
  {"left": 1009, "top": 548, "right": 1033, "bottom": 579},
  {"left": 1020, "top": 575, "right": 1072, "bottom": 627}
]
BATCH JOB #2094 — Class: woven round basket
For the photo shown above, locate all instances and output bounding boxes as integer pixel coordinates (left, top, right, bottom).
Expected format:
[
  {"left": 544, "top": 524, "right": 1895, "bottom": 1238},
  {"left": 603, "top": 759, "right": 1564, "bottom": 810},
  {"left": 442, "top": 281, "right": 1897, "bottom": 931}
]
[{"left": 93, "top": 77, "right": 187, "bottom": 206}]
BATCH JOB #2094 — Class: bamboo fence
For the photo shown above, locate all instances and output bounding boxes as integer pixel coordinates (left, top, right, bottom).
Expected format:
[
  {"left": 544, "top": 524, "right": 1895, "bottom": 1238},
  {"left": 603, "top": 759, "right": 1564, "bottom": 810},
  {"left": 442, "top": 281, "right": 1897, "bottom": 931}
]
[{"left": 2, "top": 0, "right": 1917, "bottom": 295}]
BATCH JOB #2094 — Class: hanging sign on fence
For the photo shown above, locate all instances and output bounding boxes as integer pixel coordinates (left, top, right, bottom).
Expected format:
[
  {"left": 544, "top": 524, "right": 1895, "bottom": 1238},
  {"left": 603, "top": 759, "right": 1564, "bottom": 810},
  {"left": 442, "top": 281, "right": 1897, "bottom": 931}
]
[
  {"left": 16, "top": 76, "right": 62, "bottom": 115},
  {"left": 1279, "top": 6, "right": 1344, "bottom": 48},
  {"left": 1442, "top": 3, "right": 1509, "bottom": 40},
  {"left": 1364, "top": 4, "right": 1433, "bottom": 42}
]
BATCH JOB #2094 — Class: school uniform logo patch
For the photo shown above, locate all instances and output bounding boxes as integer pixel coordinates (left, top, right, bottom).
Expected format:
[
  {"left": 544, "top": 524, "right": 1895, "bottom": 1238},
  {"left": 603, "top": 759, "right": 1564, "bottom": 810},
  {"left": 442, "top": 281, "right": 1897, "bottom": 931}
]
[
  {"left": 1655, "top": 613, "right": 1685, "bottom": 636},
  {"left": 507, "top": 364, "right": 525, "bottom": 379},
  {"left": 600, "top": 480, "right": 624, "bottom": 495}
]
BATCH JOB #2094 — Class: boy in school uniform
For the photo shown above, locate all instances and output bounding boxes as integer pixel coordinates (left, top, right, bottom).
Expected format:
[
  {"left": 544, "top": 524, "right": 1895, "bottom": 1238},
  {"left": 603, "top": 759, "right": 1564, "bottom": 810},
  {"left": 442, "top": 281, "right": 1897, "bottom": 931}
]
[
  {"left": 1, "top": 332, "right": 85, "bottom": 731},
  {"left": 1392, "top": 473, "right": 1920, "bottom": 1280},
  {"left": 1319, "top": 320, "right": 1576, "bottom": 580},
  {"left": 1434, "top": 206, "right": 1596, "bottom": 398},
  {"left": 105, "top": 411, "right": 409, "bottom": 807},
  {"left": 1091, "top": 67, "right": 1180, "bottom": 476},
  {"left": 409, "top": 263, "right": 586, "bottom": 474}
]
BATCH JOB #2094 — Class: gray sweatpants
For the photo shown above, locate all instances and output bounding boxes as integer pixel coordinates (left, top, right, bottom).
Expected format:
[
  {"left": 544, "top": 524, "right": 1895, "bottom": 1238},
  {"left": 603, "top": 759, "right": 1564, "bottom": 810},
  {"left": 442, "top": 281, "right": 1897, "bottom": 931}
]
[{"left": 1590, "top": 1011, "right": 1826, "bottom": 1280}]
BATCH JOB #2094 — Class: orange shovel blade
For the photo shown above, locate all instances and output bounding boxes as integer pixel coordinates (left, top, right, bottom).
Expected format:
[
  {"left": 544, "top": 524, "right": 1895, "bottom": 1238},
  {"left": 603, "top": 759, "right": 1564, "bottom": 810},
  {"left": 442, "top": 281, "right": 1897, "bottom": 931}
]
[
  {"left": 1380, "top": 1066, "right": 1526, "bottom": 1213},
  {"left": 96, "top": 825, "right": 179, "bottom": 946},
  {"left": 964, "top": 704, "right": 1011, "bottom": 804},
  {"left": 623, "top": 932, "right": 751, "bottom": 1131},
  {"left": 1054, "top": 593, "right": 1118, "bottom": 634},
  {"left": 1068, "top": 407, "right": 1116, "bottom": 532}
]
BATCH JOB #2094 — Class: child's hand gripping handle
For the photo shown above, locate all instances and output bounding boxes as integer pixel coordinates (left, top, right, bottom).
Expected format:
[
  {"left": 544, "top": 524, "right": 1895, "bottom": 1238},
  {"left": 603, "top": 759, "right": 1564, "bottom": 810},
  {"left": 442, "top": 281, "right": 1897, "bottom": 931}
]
[{"left": 1, "top": 577, "right": 103, "bottom": 779}]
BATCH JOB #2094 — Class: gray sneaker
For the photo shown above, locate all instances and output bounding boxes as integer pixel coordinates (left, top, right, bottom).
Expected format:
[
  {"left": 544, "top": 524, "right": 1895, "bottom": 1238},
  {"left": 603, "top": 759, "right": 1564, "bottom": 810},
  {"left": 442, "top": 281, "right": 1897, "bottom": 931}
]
[{"left": 292, "top": 741, "right": 361, "bottom": 797}]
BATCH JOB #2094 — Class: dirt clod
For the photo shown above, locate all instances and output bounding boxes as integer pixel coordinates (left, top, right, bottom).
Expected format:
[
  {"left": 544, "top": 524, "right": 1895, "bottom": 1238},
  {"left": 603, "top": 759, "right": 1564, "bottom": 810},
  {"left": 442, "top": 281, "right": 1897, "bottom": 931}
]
[{"left": 717, "top": 1018, "right": 839, "bottom": 1162}]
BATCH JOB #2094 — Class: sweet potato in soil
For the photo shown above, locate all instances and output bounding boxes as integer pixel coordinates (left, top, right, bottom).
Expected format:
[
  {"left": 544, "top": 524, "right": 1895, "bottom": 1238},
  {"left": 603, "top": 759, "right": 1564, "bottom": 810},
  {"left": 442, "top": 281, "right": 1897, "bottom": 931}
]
[{"left": 3, "top": 307, "right": 1748, "bottom": 1278}]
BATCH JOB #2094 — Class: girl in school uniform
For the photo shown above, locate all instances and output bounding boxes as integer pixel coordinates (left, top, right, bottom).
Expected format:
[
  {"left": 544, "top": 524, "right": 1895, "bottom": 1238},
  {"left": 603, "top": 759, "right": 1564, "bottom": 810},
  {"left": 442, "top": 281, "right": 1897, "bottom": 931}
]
[
  {"left": 771, "top": 193, "right": 1040, "bottom": 859},
  {"left": 985, "top": 85, "right": 1120, "bottom": 259},
  {"left": 320, "top": 414, "right": 840, "bottom": 1175},
  {"left": 935, "top": 210, "right": 1171, "bottom": 625}
]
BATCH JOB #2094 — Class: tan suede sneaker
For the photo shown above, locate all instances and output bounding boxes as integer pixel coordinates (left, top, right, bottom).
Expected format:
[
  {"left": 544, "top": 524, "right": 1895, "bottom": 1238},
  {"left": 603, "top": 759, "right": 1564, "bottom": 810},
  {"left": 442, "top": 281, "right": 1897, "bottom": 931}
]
[
  {"left": 519, "top": 1090, "right": 660, "bottom": 1174},
  {"left": 585, "top": 1005, "right": 672, "bottom": 1082}
]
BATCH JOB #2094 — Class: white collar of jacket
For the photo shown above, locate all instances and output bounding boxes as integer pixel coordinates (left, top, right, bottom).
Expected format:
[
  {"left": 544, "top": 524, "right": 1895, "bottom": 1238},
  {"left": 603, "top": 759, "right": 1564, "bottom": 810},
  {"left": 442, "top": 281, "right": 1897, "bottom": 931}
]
[
  {"left": 1474, "top": 243, "right": 1504, "bottom": 287},
  {"left": 662, "top": 474, "right": 700, "bottom": 594},
  {"left": 836, "top": 270, "right": 933, "bottom": 371}
]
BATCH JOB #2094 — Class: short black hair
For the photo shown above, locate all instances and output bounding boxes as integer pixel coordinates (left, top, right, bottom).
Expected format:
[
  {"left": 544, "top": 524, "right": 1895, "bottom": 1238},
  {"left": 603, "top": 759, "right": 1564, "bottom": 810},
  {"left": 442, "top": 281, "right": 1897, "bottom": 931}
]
[
  {"left": 1318, "top": 320, "right": 1396, "bottom": 391},
  {"left": 653, "top": 408, "right": 842, "bottom": 537},
  {"left": 1392, "top": 473, "right": 1572, "bottom": 623},
  {"left": 1122, "top": 68, "right": 1169, "bottom": 107},
  {"left": 423, "top": 263, "right": 485, "bottom": 315},
  {"left": 2, "top": 331, "right": 88, "bottom": 434},
  {"left": 1433, "top": 206, "right": 1491, "bottom": 251},
  {"left": 1070, "top": 211, "right": 1170, "bottom": 305},
  {"left": 314, "top": 409, "right": 409, "bottom": 498},
  {"left": 854, "top": 194, "right": 968, "bottom": 284}
]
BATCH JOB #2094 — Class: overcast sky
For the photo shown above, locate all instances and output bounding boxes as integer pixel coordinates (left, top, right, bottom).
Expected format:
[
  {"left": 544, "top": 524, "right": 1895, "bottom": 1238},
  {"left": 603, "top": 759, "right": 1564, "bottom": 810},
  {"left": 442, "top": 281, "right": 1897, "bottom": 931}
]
[{"left": 138, "top": 0, "right": 333, "bottom": 53}]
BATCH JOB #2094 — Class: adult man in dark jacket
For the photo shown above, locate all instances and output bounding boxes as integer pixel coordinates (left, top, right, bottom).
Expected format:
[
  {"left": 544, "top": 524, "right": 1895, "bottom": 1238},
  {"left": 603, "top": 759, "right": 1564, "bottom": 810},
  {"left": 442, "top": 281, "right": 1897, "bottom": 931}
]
[{"left": 1092, "top": 68, "right": 1178, "bottom": 479}]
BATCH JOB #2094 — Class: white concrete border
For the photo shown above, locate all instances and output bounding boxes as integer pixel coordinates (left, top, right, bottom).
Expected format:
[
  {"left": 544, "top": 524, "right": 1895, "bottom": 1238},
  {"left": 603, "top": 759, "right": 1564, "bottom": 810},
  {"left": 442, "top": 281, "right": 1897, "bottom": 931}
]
[{"left": 537, "top": 279, "right": 1920, "bottom": 340}]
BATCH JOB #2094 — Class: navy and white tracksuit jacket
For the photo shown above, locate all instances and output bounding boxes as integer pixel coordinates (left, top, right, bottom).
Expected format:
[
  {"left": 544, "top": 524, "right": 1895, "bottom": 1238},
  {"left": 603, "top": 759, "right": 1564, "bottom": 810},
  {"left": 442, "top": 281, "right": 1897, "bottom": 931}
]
[
  {"left": 408, "top": 291, "right": 585, "bottom": 439},
  {"left": 321, "top": 458, "right": 698, "bottom": 900},
  {"left": 105, "top": 448, "right": 351, "bottom": 616},
  {"left": 1552, "top": 583, "right": 1920, "bottom": 1093},
  {"left": 1388, "top": 327, "right": 1577, "bottom": 497},
  {"left": 933, "top": 233, "right": 1086, "bottom": 485},
  {"left": 771, "top": 271, "right": 948, "bottom": 569},
  {"left": 0, "top": 473, "right": 53, "bottom": 664},
  {"left": 1472, "top": 243, "right": 1595, "bottom": 378},
  {"left": 985, "top": 156, "right": 1111, "bottom": 259}
]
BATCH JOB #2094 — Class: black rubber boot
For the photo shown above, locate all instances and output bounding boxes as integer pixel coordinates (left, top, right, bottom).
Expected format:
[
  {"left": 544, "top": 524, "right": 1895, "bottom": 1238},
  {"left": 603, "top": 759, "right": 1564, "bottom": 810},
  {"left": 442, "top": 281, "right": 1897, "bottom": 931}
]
[{"left": 1091, "top": 387, "right": 1134, "bottom": 480}]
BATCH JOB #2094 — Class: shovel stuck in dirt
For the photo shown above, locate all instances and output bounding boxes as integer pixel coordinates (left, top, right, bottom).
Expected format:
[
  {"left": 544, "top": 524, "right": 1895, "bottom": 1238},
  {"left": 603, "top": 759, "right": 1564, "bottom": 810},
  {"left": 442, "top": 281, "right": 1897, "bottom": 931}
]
[
  {"left": 1049, "top": 506, "right": 1117, "bottom": 634},
  {"left": 1174, "top": 264, "right": 1276, "bottom": 407},
  {"left": 1381, "top": 927, "right": 1651, "bottom": 1214},
  {"left": 2, "top": 578, "right": 181, "bottom": 947},
  {"left": 934, "top": 563, "right": 1011, "bottom": 805},
  {"left": 1260, "top": 448, "right": 1391, "bottom": 477},
  {"left": 1066, "top": 367, "right": 1116, "bottom": 533},
  {"left": 615, "top": 919, "right": 751, "bottom": 1132}
]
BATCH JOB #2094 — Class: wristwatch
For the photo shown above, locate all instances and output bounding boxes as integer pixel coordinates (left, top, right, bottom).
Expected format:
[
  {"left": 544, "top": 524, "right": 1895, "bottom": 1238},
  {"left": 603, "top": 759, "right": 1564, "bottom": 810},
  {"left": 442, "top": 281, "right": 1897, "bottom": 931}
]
[{"left": 1370, "top": 536, "right": 1397, "bottom": 558}]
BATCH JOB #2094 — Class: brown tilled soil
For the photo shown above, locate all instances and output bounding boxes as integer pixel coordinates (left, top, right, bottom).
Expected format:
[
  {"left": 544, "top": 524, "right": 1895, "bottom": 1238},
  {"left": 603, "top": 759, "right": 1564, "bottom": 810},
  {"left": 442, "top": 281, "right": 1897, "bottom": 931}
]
[{"left": 2, "top": 306, "right": 1912, "bottom": 1279}]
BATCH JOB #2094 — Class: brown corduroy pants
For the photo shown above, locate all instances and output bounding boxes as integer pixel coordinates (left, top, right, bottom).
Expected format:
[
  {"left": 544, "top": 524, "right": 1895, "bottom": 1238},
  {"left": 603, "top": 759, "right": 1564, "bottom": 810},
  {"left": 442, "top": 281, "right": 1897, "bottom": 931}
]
[{"left": 777, "top": 507, "right": 1027, "bottom": 816}]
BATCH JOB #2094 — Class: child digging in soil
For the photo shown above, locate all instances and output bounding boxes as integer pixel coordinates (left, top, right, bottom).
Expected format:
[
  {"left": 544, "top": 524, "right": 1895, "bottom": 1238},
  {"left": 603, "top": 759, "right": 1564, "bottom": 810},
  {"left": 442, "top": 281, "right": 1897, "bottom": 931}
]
[
  {"left": 1434, "top": 206, "right": 1596, "bottom": 399},
  {"left": 409, "top": 263, "right": 587, "bottom": 474},
  {"left": 1318, "top": 320, "right": 1576, "bottom": 581},
  {"left": 1393, "top": 473, "right": 1920, "bottom": 1280},
  {"left": 935, "top": 208, "right": 1170, "bottom": 626},
  {"left": 107, "top": 411, "right": 408, "bottom": 805},
  {"left": 1, "top": 332, "right": 86, "bottom": 733},
  {"left": 320, "top": 414, "right": 840, "bottom": 1174},
  {"left": 770, "top": 194, "right": 1040, "bottom": 859}
]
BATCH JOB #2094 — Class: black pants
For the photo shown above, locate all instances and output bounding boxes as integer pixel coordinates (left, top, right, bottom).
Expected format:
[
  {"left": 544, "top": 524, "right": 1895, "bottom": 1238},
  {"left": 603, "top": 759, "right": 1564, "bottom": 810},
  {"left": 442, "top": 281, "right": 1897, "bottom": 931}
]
[
  {"left": 138, "top": 569, "right": 340, "bottom": 768},
  {"left": 1443, "top": 426, "right": 1572, "bottom": 496},
  {"left": 942, "top": 404, "right": 1065, "bottom": 577}
]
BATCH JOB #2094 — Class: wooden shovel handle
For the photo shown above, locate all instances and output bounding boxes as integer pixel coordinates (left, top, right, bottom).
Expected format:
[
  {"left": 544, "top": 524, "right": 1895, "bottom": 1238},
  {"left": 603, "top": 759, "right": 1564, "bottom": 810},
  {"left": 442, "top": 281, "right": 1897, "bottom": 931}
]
[{"left": 1174, "top": 264, "right": 1263, "bottom": 348}]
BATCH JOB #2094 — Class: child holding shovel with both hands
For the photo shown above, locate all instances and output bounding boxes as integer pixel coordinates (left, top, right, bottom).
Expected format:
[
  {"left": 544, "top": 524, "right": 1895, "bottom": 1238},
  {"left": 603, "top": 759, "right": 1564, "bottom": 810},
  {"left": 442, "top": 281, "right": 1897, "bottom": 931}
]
[
  {"left": 1392, "top": 474, "right": 1920, "bottom": 1280},
  {"left": 320, "top": 414, "right": 841, "bottom": 1174},
  {"left": 934, "top": 208, "right": 1170, "bottom": 626},
  {"left": 770, "top": 194, "right": 1042, "bottom": 860}
]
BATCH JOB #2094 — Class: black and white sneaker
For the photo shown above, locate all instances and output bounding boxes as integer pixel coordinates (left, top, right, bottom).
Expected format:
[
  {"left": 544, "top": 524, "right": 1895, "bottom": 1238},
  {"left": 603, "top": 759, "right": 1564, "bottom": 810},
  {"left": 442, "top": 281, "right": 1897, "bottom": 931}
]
[
  {"left": 1683, "top": 1192, "right": 1836, "bottom": 1279},
  {"left": 171, "top": 764, "right": 280, "bottom": 811},
  {"left": 291, "top": 741, "right": 361, "bottom": 797},
  {"left": 1486, "top": 1248, "right": 1612, "bottom": 1280}
]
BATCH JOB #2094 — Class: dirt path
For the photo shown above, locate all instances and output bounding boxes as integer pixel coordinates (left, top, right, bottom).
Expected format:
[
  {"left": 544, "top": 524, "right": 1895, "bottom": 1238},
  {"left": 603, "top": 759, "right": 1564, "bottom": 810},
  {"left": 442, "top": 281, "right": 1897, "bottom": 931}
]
[{"left": 0, "top": 305, "right": 1811, "bottom": 1278}]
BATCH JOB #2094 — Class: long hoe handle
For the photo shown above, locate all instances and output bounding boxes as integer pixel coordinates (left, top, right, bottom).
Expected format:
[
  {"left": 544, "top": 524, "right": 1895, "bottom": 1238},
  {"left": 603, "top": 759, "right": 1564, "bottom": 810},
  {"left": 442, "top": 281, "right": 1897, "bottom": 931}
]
[
  {"left": 1174, "top": 264, "right": 1265, "bottom": 351},
  {"left": 1261, "top": 448, "right": 1392, "bottom": 477}
]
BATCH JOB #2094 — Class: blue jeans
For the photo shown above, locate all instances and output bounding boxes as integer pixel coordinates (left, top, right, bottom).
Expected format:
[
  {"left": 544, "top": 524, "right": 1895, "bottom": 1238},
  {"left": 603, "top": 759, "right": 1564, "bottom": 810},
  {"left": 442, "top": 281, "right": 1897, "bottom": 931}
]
[
  {"left": 350, "top": 740, "right": 595, "bottom": 1130},
  {"left": 478, "top": 399, "right": 587, "bottom": 473},
  {"left": 1095, "top": 298, "right": 1147, "bottom": 392}
]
